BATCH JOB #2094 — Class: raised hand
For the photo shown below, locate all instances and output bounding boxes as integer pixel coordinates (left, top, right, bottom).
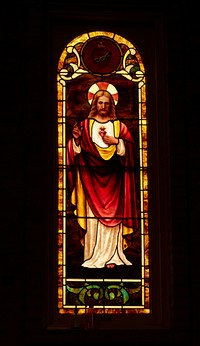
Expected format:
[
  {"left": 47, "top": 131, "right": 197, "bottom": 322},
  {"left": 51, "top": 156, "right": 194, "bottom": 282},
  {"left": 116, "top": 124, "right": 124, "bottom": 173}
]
[{"left": 72, "top": 121, "right": 82, "bottom": 139}]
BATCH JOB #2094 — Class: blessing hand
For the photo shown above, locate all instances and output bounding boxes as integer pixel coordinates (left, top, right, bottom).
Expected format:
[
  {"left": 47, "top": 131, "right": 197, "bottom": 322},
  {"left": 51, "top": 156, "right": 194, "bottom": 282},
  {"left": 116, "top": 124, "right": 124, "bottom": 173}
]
[{"left": 72, "top": 122, "right": 83, "bottom": 139}]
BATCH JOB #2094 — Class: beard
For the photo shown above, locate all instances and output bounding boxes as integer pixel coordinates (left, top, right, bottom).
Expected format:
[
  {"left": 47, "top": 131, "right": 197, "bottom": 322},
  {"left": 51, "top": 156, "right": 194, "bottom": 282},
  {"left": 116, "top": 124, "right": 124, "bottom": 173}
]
[{"left": 99, "top": 109, "right": 109, "bottom": 116}]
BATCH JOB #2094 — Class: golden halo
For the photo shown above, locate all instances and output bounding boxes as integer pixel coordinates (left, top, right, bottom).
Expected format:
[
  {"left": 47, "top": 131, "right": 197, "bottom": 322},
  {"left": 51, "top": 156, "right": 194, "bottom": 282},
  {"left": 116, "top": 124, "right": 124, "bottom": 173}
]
[{"left": 88, "top": 82, "right": 118, "bottom": 105}]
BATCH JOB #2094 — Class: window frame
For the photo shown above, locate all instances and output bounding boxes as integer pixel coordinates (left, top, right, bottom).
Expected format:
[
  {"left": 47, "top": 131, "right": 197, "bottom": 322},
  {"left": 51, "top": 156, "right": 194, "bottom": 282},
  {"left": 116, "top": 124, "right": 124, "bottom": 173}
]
[{"left": 45, "top": 10, "right": 172, "bottom": 333}]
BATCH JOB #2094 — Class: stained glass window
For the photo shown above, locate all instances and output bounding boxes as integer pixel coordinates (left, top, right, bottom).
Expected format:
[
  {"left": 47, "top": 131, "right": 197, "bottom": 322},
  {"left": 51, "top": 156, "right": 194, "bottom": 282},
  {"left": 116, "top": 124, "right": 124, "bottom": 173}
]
[{"left": 57, "top": 31, "right": 149, "bottom": 317}]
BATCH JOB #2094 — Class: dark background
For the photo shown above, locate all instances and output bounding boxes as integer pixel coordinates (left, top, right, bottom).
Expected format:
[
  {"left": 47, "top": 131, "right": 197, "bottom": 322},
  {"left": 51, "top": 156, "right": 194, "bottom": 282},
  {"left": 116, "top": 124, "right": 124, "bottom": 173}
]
[{"left": 1, "top": 0, "right": 200, "bottom": 345}]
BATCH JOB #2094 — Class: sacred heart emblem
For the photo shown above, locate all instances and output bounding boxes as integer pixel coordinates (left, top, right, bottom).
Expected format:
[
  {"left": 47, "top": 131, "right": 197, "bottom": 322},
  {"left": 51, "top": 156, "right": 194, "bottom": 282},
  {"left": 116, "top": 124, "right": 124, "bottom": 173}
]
[{"left": 99, "top": 126, "right": 107, "bottom": 138}]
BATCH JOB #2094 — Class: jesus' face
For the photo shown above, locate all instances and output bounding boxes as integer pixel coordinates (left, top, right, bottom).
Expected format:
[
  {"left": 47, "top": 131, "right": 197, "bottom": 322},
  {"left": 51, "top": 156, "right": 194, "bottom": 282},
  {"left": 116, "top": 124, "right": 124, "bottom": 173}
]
[{"left": 96, "top": 95, "right": 111, "bottom": 117}]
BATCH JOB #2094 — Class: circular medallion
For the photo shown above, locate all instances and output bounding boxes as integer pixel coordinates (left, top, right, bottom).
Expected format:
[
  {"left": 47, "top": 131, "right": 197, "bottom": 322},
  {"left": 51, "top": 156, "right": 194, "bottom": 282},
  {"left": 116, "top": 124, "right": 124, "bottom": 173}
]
[{"left": 81, "top": 37, "right": 122, "bottom": 75}]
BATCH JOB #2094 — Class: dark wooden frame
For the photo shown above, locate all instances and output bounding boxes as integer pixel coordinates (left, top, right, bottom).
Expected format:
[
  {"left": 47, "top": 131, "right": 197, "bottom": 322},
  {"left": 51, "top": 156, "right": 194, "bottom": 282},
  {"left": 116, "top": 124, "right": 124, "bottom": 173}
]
[{"left": 2, "top": 2, "right": 197, "bottom": 345}]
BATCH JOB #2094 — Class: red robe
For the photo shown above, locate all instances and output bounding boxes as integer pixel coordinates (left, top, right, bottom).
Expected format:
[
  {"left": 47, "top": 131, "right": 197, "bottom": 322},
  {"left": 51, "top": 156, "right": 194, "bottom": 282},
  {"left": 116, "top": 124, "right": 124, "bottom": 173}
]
[{"left": 67, "top": 118, "right": 138, "bottom": 231}]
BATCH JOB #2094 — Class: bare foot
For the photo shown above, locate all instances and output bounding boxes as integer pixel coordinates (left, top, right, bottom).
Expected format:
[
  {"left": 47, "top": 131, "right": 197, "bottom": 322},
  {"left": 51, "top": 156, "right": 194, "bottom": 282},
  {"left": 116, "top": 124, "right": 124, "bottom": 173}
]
[{"left": 106, "top": 263, "right": 115, "bottom": 268}]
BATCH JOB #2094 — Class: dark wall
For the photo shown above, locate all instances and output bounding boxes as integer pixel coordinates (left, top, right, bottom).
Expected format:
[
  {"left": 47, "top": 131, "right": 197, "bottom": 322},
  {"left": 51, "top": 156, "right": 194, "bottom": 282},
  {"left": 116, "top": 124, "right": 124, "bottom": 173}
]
[{"left": 1, "top": 1, "right": 199, "bottom": 345}]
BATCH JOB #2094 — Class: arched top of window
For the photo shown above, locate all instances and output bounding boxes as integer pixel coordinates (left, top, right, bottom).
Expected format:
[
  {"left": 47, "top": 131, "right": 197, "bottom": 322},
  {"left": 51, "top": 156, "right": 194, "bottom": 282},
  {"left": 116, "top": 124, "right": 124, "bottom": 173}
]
[{"left": 58, "top": 30, "right": 145, "bottom": 80}]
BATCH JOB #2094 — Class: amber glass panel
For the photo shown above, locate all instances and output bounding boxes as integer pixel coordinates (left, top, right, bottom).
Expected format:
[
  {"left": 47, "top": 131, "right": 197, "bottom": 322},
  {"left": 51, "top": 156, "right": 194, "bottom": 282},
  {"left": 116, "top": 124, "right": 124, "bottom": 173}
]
[{"left": 57, "top": 31, "right": 149, "bottom": 314}]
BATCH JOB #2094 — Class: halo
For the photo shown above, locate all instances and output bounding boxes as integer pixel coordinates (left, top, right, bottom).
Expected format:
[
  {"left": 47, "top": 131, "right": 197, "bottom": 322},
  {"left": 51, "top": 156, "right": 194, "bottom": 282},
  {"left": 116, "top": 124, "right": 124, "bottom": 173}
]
[{"left": 88, "top": 82, "right": 118, "bottom": 105}]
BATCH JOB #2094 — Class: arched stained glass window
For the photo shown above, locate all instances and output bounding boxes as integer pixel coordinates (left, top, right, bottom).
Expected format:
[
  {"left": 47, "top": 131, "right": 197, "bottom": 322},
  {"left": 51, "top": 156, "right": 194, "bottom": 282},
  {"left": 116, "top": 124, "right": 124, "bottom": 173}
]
[{"left": 57, "top": 31, "right": 149, "bottom": 317}]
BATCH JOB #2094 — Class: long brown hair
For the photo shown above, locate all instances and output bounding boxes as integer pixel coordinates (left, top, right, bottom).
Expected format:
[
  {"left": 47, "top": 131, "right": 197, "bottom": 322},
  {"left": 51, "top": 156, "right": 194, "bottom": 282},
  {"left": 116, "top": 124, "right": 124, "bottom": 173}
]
[{"left": 88, "top": 90, "right": 117, "bottom": 120}]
